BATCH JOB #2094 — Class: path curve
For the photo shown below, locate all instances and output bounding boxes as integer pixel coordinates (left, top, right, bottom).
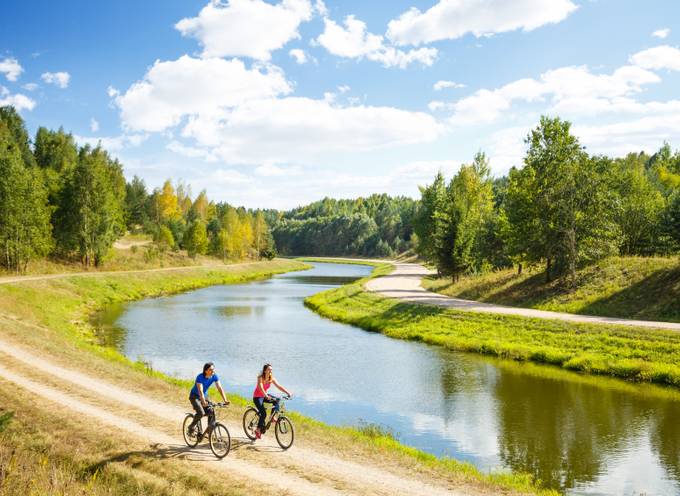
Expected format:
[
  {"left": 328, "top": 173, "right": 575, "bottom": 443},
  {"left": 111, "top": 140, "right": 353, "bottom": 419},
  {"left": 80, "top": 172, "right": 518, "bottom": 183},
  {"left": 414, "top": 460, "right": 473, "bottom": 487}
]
[
  {"left": 0, "top": 333, "right": 463, "bottom": 496},
  {"left": 366, "top": 262, "right": 680, "bottom": 331}
]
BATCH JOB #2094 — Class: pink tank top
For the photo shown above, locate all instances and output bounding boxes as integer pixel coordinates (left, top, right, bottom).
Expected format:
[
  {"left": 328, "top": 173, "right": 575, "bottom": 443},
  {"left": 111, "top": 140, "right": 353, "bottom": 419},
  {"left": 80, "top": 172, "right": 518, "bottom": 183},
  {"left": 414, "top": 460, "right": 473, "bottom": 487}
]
[{"left": 253, "top": 379, "right": 271, "bottom": 398}]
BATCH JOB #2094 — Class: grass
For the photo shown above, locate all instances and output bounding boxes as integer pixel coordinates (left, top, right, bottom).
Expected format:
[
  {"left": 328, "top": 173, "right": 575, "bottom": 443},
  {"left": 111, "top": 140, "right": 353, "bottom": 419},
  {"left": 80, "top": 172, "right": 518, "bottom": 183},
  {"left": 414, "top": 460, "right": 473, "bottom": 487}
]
[
  {"left": 305, "top": 263, "right": 680, "bottom": 388},
  {"left": 0, "top": 258, "right": 554, "bottom": 495},
  {"left": 0, "top": 387, "right": 247, "bottom": 496},
  {"left": 423, "top": 256, "right": 680, "bottom": 322}
]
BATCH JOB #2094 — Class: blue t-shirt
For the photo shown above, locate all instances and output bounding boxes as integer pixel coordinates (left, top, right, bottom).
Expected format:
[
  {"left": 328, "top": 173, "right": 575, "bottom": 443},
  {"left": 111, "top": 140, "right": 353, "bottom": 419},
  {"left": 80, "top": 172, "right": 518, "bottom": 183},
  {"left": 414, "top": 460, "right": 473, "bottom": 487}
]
[{"left": 190, "top": 373, "right": 220, "bottom": 397}]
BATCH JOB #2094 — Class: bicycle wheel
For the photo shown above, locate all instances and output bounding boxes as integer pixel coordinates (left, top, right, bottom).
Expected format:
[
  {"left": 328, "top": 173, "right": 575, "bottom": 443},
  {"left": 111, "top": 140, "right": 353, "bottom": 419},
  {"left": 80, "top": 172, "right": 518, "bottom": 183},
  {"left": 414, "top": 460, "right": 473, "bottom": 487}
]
[
  {"left": 209, "top": 423, "right": 231, "bottom": 458},
  {"left": 182, "top": 414, "right": 200, "bottom": 448},
  {"left": 275, "top": 416, "right": 294, "bottom": 450},
  {"left": 242, "top": 407, "right": 259, "bottom": 440}
]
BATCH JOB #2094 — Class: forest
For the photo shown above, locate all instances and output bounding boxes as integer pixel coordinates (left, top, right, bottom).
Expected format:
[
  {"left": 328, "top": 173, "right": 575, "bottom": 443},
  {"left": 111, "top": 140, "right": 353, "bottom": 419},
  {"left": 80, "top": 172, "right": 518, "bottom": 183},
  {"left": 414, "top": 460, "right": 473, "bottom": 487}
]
[
  {"left": 414, "top": 116, "right": 680, "bottom": 282},
  {"left": 0, "top": 106, "right": 275, "bottom": 272}
]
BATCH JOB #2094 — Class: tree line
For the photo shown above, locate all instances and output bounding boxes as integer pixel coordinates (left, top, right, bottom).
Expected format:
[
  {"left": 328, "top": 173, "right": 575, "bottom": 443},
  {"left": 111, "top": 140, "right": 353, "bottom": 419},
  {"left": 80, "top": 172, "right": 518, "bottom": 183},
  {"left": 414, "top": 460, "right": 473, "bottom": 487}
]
[
  {"left": 414, "top": 116, "right": 680, "bottom": 282},
  {"left": 268, "top": 195, "right": 417, "bottom": 257},
  {"left": 0, "top": 106, "right": 275, "bottom": 273}
]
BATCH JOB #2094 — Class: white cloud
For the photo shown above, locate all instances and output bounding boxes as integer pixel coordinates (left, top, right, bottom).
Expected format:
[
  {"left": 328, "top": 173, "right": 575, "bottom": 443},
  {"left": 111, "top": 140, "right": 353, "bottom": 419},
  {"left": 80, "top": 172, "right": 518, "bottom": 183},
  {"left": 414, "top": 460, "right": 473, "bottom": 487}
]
[
  {"left": 289, "top": 48, "right": 308, "bottom": 64},
  {"left": 114, "top": 55, "right": 292, "bottom": 132},
  {"left": 167, "top": 141, "right": 218, "bottom": 162},
  {"left": 41, "top": 71, "right": 70, "bottom": 88},
  {"left": 630, "top": 45, "right": 680, "bottom": 71},
  {"left": 337, "top": 84, "right": 350, "bottom": 93},
  {"left": 652, "top": 28, "right": 670, "bottom": 39},
  {"left": 74, "top": 133, "right": 148, "bottom": 152},
  {"left": 178, "top": 96, "right": 442, "bottom": 164},
  {"left": 89, "top": 118, "right": 100, "bottom": 133},
  {"left": 255, "top": 163, "right": 302, "bottom": 176},
  {"left": 0, "top": 86, "right": 36, "bottom": 112},
  {"left": 449, "top": 64, "right": 661, "bottom": 124},
  {"left": 0, "top": 57, "right": 23, "bottom": 82},
  {"left": 21, "top": 82, "right": 38, "bottom": 91},
  {"left": 428, "top": 100, "right": 447, "bottom": 111},
  {"left": 175, "top": 0, "right": 313, "bottom": 61},
  {"left": 433, "top": 80, "right": 465, "bottom": 91},
  {"left": 387, "top": 0, "right": 577, "bottom": 46},
  {"left": 107, "top": 86, "right": 120, "bottom": 98},
  {"left": 317, "top": 15, "right": 437, "bottom": 68}
]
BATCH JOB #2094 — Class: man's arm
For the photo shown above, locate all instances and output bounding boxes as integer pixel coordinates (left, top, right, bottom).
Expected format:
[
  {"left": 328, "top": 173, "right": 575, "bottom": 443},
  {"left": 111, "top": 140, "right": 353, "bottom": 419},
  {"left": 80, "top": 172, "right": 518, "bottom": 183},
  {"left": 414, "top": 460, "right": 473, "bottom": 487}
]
[
  {"left": 215, "top": 381, "right": 229, "bottom": 404},
  {"left": 197, "top": 383, "right": 206, "bottom": 406}
]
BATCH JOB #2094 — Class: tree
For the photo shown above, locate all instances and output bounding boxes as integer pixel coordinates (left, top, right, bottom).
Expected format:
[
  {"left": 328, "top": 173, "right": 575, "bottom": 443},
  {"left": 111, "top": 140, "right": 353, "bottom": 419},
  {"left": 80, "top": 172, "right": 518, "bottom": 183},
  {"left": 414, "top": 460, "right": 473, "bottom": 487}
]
[
  {"left": 0, "top": 122, "right": 52, "bottom": 272},
  {"left": 55, "top": 146, "right": 126, "bottom": 266},
  {"left": 155, "top": 225, "right": 175, "bottom": 252},
  {"left": 447, "top": 152, "right": 495, "bottom": 278},
  {"left": 183, "top": 220, "right": 208, "bottom": 258},
  {"left": 611, "top": 154, "right": 665, "bottom": 255},
  {"left": 158, "top": 180, "right": 180, "bottom": 223},
  {"left": 0, "top": 106, "right": 36, "bottom": 168},
  {"left": 413, "top": 172, "right": 446, "bottom": 267},
  {"left": 34, "top": 126, "right": 78, "bottom": 205},
  {"left": 506, "top": 116, "right": 615, "bottom": 282},
  {"left": 125, "top": 175, "right": 149, "bottom": 229}
]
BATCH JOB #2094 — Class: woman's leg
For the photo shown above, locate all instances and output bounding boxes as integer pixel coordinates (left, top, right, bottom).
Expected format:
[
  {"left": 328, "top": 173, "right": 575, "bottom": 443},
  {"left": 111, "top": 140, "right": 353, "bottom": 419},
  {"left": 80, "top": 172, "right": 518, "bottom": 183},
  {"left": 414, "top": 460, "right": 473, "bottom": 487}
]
[
  {"left": 254, "top": 397, "right": 266, "bottom": 431},
  {"left": 189, "top": 395, "right": 205, "bottom": 430}
]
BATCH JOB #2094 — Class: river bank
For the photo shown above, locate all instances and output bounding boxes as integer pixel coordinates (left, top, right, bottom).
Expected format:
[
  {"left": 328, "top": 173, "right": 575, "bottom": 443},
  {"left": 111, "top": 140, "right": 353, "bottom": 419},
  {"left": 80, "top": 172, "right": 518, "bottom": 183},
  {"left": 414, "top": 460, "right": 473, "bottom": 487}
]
[{"left": 0, "top": 259, "right": 548, "bottom": 495}]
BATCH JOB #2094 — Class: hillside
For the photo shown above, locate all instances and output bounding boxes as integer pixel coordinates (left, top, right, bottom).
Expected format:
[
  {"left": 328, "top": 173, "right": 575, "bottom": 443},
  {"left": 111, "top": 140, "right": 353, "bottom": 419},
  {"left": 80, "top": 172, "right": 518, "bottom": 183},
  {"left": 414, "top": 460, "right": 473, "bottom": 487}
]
[{"left": 423, "top": 256, "right": 680, "bottom": 323}]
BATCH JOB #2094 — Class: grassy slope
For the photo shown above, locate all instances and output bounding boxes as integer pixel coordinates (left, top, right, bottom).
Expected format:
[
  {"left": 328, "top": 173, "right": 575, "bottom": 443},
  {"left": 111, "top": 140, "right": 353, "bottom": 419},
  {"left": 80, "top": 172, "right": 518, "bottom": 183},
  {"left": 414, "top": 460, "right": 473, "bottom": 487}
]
[
  {"left": 0, "top": 259, "right": 551, "bottom": 496},
  {"left": 423, "top": 256, "right": 680, "bottom": 322},
  {"left": 305, "top": 263, "right": 680, "bottom": 388}
]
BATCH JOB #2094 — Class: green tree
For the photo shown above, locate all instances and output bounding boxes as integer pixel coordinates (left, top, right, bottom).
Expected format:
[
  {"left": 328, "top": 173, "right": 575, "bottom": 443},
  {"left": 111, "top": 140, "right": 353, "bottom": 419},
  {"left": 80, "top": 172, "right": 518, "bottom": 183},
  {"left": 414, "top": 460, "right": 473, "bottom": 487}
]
[
  {"left": 155, "top": 224, "right": 175, "bottom": 252},
  {"left": 55, "top": 146, "right": 126, "bottom": 266},
  {"left": 0, "top": 106, "right": 36, "bottom": 168},
  {"left": 34, "top": 126, "right": 78, "bottom": 205},
  {"left": 506, "top": 116, "right": 615, "bottom": 281},
  {"left": 611, "top": 154, "right": 665, "bottom": 255},
  {"left": 125, "top": 175, "right": 149, "bottom": 229},
  {"left": 183, "top": 220, "right": 208, "bottom": 258},
  {"left": 0, "top": 122, "right": 52, "bottom": 272},
  {"left": 413, "top": 172, "right": 446, "bottom": 268}
]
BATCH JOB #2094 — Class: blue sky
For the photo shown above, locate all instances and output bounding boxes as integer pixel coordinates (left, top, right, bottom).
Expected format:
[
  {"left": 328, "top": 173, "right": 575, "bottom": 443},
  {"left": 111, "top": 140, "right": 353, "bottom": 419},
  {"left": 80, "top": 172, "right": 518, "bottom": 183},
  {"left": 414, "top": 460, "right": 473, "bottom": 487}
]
[{"left": 2, "top": 0, "right": 679, "bottom": 208}]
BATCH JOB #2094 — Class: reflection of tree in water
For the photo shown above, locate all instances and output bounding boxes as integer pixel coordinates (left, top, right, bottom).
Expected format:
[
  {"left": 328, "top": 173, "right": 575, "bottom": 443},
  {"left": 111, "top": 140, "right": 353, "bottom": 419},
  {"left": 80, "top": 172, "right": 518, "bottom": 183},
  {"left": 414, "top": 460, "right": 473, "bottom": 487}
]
[
  {"left": 494, "top": 367, "right": 650, "bottom": 492},
  {"left": 650, "top": 401, "right": 680, "bottom": 482}
]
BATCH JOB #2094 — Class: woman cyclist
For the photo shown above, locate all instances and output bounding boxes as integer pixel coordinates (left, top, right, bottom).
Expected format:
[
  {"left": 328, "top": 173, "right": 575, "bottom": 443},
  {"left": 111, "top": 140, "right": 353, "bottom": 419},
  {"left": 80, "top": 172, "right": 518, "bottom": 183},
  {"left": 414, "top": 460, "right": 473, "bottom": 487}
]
[{"left": 253, "top": 363, "right": 291, "bottom": 439}]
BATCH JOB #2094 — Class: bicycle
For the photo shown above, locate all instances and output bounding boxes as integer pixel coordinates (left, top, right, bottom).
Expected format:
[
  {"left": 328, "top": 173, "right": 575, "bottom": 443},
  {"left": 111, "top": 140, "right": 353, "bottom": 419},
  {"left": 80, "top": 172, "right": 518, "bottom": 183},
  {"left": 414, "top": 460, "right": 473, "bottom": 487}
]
[
  {"left": 242, "top": 395, "right": 295, "bottom": 450},
  {"left": 182, "top": 401, "right": 231, "bottom": 458}
]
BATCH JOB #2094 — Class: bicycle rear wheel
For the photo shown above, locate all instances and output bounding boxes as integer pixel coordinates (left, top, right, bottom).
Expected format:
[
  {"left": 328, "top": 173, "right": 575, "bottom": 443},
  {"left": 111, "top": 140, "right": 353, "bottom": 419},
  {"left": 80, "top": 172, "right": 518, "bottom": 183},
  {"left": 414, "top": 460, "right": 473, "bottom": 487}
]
[
  {"left": 210, "top": 423, "right": 231, "bottom": 458},
  {"left": 275, "top": 416, "right": 294, "bottom": 450},
  {"left": 182, "top": 414, "right": 200, "bottom": 448},
  {"left": 242, "top": 407, "right": 259, "bottom": 440}
]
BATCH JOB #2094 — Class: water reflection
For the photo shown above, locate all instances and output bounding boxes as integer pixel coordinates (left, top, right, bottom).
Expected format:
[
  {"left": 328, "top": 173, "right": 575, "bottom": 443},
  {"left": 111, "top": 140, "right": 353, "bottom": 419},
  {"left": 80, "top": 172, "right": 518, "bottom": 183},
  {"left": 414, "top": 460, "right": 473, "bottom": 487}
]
[{"left": 99, "top": 262, "right": 680, "bottom": 495}]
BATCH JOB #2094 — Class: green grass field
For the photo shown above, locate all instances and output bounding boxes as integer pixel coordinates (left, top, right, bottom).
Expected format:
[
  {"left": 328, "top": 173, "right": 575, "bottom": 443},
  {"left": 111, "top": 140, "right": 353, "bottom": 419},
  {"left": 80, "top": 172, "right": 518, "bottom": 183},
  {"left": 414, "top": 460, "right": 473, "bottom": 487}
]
[{"left": 423, "top": 256, "right": 680, "bottom": 322}]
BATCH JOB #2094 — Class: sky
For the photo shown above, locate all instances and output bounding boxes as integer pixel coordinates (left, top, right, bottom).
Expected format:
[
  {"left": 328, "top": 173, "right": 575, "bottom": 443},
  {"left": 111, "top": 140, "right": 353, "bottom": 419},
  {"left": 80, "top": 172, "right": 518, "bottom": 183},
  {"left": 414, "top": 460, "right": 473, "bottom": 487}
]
[{"left": 1, "top": 0, "right": 680, "bottom": 209}]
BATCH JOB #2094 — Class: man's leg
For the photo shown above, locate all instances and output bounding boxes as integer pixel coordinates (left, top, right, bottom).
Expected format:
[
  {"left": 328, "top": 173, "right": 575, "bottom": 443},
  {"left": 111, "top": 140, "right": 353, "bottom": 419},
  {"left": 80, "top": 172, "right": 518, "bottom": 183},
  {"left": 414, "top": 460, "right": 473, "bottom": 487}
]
[{"left": 189, "top": 395, "right": 206, "bottom": 430}]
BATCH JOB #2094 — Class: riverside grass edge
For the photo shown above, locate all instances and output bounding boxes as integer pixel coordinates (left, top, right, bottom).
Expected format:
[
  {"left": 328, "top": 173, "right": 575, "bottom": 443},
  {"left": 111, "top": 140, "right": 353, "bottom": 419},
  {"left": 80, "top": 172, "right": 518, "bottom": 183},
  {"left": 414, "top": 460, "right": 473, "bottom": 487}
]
[
  {"left": 303, "top": 259, "right": 680, "bottom": 391},
  {"left": 0, "top": 258, "right": 553, "bottom": 496}
]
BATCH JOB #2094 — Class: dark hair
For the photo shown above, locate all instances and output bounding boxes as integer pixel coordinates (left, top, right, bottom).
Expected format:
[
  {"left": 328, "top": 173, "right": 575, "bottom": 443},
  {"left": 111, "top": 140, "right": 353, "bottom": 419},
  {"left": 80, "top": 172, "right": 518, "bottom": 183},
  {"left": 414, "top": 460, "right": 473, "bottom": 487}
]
[
  {"left": 203, "top": 362, "right": 214, "bottom": 374},
  {"left": 259, "top": 363, "right": 272, "bottom": 380}
]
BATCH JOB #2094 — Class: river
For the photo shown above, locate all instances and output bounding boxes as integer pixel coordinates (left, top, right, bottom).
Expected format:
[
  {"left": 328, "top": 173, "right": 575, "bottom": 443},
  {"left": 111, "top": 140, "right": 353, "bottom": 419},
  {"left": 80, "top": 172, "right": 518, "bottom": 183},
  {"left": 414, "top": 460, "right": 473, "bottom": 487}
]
[{"left": 97, "top": 262, "right": 680, "bottom": 495}]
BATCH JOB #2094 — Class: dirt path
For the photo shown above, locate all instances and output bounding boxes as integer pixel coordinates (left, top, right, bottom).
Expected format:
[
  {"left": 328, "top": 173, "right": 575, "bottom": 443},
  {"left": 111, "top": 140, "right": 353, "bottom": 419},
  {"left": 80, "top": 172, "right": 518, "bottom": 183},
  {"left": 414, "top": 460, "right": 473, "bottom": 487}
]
[
  {"left": 0, "top": 335, "right": 464, "bottom": 496},
  {"left": 366, "top": 262, "right": 680, "bottom": 331}
]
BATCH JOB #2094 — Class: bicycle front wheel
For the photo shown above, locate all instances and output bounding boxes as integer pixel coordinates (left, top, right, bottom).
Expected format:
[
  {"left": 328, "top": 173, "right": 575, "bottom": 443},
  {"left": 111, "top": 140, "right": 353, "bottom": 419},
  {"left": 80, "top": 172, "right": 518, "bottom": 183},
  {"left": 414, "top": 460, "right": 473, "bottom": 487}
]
[
  {"left": 242, "top": 407, "right": 259, "bottom": 440},
  {"left": 182, "top": 414, "right": 200, "bottom": 448},
  {"left": 275, "top": 416, "right": 294, "bottom": 450},
  {"left": 210, "top": 423, "right": 231, "bottom": 458}
]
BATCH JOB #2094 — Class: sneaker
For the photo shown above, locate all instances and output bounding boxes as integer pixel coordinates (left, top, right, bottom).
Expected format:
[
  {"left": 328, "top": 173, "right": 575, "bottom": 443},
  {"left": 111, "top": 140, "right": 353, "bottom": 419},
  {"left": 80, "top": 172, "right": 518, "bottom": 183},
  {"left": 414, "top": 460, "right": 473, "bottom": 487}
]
[{"left": 255, "top": 428, "right": 261, "bottom": 439}]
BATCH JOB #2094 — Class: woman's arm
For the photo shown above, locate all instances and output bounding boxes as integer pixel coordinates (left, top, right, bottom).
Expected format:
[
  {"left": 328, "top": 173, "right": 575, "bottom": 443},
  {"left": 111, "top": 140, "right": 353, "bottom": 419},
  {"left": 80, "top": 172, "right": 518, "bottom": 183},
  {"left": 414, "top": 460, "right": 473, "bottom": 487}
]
[{"left": 272, "top": 377, "right": 291, "bottom": 397}]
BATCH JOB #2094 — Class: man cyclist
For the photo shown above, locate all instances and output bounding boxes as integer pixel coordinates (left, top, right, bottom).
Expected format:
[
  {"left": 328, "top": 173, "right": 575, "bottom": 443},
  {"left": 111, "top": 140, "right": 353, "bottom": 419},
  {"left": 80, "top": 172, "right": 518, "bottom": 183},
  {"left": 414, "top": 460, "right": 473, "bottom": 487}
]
[{"left": 188, "top": 362, "right": 229, "bottom": 434}]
